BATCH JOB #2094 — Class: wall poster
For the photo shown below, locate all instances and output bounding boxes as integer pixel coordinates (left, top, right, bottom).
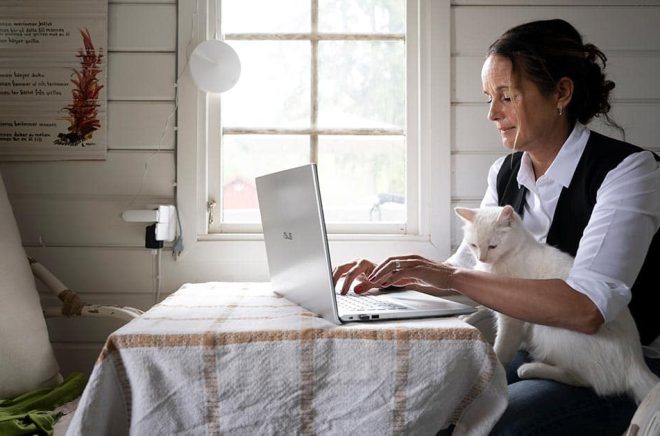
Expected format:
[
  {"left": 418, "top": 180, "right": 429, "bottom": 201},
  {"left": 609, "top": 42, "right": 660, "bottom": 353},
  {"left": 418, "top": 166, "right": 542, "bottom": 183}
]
[{"left": 0, "top": 0, "right": 107, "bottom": 160}]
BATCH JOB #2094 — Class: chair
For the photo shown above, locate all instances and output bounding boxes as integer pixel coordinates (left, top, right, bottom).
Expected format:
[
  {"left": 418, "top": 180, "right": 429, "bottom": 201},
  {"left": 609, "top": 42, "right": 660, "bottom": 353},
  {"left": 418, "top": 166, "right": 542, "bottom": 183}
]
[
  {"left": 0, "top": 169, "right": 142, "bottom": 434},
  {"left": 625, "top": 382, "right": 660, "bottom": 436}
]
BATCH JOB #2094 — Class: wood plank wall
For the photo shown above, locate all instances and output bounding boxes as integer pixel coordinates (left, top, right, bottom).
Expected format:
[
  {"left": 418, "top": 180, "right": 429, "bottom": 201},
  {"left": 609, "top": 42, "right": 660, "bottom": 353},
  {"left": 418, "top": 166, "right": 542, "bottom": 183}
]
[
  {"left": 450, "top": 2, "right": 660, "bottom": 248},
  {"left": 1, "top": 1, "right": 658, "bottom": 375},
  {"left": 1, "top": 0, "right": 177, "bottom": 373}
]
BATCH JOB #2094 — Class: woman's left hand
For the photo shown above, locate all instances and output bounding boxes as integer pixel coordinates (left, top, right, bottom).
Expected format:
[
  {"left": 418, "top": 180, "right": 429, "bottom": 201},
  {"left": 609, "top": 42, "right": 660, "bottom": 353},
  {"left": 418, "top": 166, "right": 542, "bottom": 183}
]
[{"left": 366, "top": 255, "right": 458, "bottom": 296}]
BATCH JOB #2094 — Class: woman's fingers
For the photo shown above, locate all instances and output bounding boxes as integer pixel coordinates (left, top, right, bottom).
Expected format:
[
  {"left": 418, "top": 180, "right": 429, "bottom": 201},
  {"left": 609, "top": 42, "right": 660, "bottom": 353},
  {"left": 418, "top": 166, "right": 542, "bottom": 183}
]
[
  {"left": 331, "top": 257, "right": 452, "bottom": 295},
  {"left": 335, "top": 259, "right": 376, "bottom": 295},
  {"left": 332, "top": 261, "right": 356, "bottom": 286}
]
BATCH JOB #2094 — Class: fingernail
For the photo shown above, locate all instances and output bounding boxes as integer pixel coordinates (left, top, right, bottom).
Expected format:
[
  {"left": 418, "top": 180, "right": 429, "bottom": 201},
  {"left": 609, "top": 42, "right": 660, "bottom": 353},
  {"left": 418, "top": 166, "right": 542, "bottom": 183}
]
[
  {"left": 355, "top": 285, "right": 363, "bottom": 293},
  {"left": 381, "top": 282, "right": 389, "bottom": 287}
]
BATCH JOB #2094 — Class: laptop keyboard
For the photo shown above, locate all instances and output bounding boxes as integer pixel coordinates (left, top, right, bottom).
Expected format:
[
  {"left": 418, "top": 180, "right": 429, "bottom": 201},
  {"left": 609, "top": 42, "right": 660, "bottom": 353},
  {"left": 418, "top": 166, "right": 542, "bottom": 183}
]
[{"left": 336, "top": 294, "right": 408, "bottom": 312}]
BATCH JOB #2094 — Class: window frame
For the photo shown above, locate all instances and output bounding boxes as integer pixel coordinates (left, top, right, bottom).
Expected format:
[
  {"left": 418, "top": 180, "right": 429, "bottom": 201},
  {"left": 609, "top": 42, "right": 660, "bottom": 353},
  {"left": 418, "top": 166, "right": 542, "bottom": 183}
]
[
  {"left": 176, "top": 0, "right": 452, "bottom": 267},
  {"left": 209, "top": 5, "right": 411, "bottom": 235}
]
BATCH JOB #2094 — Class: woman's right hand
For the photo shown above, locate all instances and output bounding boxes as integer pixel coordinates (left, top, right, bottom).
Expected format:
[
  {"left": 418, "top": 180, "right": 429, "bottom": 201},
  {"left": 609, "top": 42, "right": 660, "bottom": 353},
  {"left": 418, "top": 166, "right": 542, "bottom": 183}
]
[{"left": 332, "top": 259, "right": 377, "bottom": 295}]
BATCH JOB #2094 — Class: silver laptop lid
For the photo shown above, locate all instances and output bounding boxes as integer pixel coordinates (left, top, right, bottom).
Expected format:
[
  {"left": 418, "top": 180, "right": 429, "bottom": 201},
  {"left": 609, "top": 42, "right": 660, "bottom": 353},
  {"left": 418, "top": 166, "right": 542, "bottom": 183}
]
[{"left": 256, "top": 164, "right": 341, "bottom": 324}]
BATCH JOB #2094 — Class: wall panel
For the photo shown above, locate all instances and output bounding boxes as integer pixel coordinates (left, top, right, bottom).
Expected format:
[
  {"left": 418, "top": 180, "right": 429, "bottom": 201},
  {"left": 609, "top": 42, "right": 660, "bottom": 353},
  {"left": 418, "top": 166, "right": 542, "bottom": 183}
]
[
  {"left": 108, "top": 102, "right": 176, "bottom": 150},
  {"left": 12, "top": 195, "right": 173, "bottom": 246},
  {"left": 109, "top": 4, "right": 177, "bottom": 52},
  {"left": 110, "top": 0, "right": 175, "bottom": 3},
  {"left": 452, "top": 153, "right": 504, "bottom": 200},
  {"left": 27, "top": 247, "right": 159, "bottom": 294},
  {"left": 1, "top": 151, "right": 174, "bottom": 196},
  {"left": 452, "top": 6, "right": 660, "bottom": 55},
  {"left": 108, "top": 53, "right": 176, "bottom": 101},
  {"left": 52, "top": 344, "right": 108, "bottom": 377}
]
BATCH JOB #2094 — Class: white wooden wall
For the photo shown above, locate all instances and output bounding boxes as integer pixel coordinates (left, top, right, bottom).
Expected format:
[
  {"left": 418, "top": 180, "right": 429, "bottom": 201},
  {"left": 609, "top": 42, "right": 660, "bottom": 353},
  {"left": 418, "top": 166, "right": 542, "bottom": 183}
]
[
  {"left": 450, "top": 1, "right": 660, "bottom": 248},
  {"left": 1, "top": 0, "right": 658, "bottom": 375},
  {"left": 1, "top": 0, "right": 178, "bottom": 374}
]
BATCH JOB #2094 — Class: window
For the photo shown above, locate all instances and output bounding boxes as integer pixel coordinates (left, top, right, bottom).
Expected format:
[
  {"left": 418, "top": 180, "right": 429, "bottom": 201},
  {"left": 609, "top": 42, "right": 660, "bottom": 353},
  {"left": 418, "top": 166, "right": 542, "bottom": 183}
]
[
  {"left": 209, "top": 0, "right": 411, "bottom": 234},
  {"left": 176, "top": 0, "right": 451, "bottom": 262}
]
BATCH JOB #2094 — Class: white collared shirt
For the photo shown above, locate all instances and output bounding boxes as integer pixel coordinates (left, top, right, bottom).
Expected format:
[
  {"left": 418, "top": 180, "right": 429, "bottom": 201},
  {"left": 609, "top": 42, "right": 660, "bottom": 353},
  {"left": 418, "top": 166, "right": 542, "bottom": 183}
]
[{"left": 448, "top": 122, "right": 660, "bottom": 353}]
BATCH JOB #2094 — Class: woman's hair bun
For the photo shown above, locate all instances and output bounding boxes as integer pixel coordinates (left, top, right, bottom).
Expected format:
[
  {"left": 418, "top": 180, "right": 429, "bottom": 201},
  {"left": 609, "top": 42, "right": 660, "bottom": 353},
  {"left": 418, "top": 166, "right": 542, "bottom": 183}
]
[{"left": 578, "top": 46, "right": 616, "bottom": 124}]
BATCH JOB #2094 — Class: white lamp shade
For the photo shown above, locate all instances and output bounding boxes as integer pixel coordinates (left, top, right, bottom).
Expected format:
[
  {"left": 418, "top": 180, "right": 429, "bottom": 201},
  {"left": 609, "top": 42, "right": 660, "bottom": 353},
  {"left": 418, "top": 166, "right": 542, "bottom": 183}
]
[{"left": 189, "top": 40, "right": 241, "bottom": 93}]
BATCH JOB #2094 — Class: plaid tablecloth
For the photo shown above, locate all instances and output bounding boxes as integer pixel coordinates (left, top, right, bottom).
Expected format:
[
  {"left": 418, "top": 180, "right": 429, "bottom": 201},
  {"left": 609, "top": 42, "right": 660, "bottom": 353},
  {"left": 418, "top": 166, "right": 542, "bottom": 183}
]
[{"left": 66, "top": 282, "right": 506, "bottom": 435}]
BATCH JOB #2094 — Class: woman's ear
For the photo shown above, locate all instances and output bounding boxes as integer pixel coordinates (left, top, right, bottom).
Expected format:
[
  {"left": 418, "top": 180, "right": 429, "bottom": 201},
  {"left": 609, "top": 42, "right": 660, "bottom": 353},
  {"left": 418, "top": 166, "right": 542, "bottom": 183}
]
[
  {"left": 455, "top": 207, "right": 477, "bottom": 223},
  {"left": 556, "top": 77, "right": 574, "bottom": 113}
]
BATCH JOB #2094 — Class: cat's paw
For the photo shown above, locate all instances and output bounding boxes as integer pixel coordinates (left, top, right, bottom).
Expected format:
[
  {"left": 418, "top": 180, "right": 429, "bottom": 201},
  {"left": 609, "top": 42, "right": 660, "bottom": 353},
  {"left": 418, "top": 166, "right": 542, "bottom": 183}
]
[
  {"left": 517, "top": 362, "right": 586, "bottom": 386},
  {"left": 517, "top": 362, "right": 547, "bottom": 380}
]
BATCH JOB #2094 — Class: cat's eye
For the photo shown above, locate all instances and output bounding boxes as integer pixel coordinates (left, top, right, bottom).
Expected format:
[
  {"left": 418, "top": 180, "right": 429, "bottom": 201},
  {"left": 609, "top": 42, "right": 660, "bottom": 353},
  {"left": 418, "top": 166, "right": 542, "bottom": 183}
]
[
  {"left": 469, "top": 243, "right": 477, "bottom": 248},
  {"left": 488, "top": 245, "right": 497, "bottom": 250}
]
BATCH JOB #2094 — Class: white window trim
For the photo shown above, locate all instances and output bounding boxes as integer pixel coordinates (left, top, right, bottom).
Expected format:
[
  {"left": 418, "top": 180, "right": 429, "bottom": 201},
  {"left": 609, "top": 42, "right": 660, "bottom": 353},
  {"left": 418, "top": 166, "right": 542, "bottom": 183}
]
[{"left": 176, "top": 0, "right": 452, "bottom": 273}]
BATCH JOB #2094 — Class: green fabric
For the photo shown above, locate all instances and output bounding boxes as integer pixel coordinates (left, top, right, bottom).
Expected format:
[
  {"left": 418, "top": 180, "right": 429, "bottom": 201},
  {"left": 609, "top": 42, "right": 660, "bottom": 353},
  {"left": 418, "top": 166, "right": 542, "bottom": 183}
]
[{"left": 0, "top": 372, "right": 86, "bottom": 436}]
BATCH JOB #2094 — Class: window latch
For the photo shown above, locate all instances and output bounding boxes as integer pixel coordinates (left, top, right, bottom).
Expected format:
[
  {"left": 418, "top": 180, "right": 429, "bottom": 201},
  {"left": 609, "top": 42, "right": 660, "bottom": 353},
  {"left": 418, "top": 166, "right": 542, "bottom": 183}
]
[{"left": 207, "top": 200, "right": 217, "bottom": 226}]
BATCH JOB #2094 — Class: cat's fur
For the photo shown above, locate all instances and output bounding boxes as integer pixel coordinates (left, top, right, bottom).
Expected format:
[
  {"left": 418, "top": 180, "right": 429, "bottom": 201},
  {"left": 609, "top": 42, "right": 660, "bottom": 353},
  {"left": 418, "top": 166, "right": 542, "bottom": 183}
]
[{"left": 455, "top": 205, "right": 658, "bottom": 404}]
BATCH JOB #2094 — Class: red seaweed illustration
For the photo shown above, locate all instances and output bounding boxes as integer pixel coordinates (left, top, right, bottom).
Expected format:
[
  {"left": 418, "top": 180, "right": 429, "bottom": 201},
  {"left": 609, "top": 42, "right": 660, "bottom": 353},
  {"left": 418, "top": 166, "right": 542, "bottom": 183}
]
[{"left": 56, "top": 28, "right": 103, "bottom": 146}]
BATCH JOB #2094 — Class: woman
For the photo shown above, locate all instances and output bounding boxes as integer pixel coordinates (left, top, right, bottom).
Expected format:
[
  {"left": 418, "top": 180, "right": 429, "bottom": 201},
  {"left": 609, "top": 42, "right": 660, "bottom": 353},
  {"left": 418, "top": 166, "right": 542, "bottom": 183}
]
[{"left": 333, "top": 19, "right": 660, "bottom": 434}]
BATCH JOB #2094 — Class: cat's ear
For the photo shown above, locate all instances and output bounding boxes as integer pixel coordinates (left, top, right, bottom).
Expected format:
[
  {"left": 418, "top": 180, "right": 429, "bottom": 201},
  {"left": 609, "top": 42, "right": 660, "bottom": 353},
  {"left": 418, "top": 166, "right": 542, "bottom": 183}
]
[
  {"left": 497, "top": 205, "right": 515, "bottom": 226},
  {"left": 455, "top": 207, "right": 477, "bottom": 223}
]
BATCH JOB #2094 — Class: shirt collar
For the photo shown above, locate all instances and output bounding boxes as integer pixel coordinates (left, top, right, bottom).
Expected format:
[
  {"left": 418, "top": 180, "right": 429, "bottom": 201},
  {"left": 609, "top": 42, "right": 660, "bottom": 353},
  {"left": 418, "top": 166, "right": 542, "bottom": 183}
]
[{"left": 517, "top": 122, "right": 591, "bottom": 189}]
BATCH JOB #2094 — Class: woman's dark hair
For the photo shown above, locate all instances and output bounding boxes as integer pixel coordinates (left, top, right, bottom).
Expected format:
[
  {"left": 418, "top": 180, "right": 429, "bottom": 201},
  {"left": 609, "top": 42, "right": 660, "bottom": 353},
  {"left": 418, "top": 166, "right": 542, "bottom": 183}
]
[{"left": 488, "top": 19, "right": 621, "bottom": 133}]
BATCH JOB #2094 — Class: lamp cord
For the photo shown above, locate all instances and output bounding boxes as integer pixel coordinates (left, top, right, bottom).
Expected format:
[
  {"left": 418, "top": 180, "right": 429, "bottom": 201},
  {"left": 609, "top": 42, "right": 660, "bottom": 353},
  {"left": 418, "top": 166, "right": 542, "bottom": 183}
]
[{"left": 153, "top": 248, "right": 162, "bottom": 304}]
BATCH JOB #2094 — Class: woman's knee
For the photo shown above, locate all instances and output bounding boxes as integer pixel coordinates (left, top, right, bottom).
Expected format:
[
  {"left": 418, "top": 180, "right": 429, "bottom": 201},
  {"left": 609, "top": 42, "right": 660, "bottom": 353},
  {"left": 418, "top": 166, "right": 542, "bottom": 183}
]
[{"left": 491, "top": 378, "right": 637, "bottom": 436}]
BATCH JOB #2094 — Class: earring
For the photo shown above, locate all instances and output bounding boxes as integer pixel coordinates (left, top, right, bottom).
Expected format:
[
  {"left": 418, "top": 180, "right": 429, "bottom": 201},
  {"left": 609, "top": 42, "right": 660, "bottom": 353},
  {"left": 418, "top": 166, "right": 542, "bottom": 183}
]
[{"left": 557, "top": 106, "right": 563, "bottom": 116}]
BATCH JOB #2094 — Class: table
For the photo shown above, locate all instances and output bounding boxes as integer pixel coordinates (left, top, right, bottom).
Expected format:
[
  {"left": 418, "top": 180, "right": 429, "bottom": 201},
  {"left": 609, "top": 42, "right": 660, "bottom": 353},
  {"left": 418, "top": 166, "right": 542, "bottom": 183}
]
[{"left": 66, "top": 282, "right": 507, "bottom": 435}]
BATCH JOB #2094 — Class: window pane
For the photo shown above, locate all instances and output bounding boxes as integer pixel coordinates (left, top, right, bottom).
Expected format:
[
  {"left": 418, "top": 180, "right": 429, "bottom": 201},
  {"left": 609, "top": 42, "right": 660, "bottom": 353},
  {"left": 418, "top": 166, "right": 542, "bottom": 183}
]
[
  {"left": 222, "top": 0, "right": 310, "bottom": 33},
  {"left": 317, "top": 135, "right": 405, "bottom": 223},
  {"left": 222, "top": 135, "right": 310, "bottom": 223},
  {"left": 222, "top": 41, "right": 310, "bottom": 128},
  {"left": 319, "top": 0, "right": 405, "bottom": 33},
  {"left": 318, "top": 41, "right": 405, "bottom": 129}
]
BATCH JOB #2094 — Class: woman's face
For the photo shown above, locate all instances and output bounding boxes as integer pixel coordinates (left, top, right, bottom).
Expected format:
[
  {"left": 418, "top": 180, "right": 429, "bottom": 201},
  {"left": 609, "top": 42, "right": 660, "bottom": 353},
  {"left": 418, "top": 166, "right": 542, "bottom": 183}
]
[{"left": 481, "top": 54, "right": 564, "bottom": 153}]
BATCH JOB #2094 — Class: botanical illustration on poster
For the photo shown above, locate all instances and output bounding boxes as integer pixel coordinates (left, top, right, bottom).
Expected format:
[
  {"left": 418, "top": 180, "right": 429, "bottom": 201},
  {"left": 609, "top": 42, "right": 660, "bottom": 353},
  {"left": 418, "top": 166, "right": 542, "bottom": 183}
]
[{"left": 0, "top": 0, "right": 107, "bottom": 160}]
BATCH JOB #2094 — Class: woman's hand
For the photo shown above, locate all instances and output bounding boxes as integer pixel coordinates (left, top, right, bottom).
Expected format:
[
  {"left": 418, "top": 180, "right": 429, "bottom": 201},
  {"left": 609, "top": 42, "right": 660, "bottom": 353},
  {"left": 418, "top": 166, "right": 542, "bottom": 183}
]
[
  {"left": 332, "top": 259, "right": 377, "bottom": 295},
  {"left": 367, "top": 255, "right": 458, "bottom": 297}
]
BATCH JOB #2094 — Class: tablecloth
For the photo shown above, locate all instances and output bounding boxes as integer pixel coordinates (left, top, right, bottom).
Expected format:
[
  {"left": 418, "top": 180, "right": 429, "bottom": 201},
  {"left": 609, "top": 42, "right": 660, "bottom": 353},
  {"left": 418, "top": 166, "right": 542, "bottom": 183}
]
[{"left": 66, "top": 282, "right": 507, "bottom": 435}]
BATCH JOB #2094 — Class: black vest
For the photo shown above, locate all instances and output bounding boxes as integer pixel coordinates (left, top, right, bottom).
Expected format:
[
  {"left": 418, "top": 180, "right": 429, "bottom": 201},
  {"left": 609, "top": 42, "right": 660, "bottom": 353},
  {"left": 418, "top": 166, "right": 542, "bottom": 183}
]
[{"left": 496, "top": 131, "right": 660, "bottom": 345}]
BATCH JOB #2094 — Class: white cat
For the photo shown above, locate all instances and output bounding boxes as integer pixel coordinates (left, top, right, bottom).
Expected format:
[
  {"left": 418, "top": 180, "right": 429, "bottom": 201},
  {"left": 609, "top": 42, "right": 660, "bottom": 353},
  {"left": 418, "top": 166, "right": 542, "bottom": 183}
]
[{"left": 455, "top": 205, "right": 658, "bottom": 404}]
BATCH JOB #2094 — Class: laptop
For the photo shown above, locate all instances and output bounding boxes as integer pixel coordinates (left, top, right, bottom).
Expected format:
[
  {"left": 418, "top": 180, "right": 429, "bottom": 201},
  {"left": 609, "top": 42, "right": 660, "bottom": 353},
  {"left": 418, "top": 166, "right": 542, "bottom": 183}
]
[{"left": 255, "top": 164, "right": 475, "bottom": 324}]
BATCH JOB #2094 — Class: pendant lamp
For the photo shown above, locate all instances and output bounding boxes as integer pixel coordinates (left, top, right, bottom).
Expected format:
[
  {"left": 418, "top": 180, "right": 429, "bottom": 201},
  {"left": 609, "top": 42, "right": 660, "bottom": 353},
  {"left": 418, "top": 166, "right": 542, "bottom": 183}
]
[{"left": 189, "top": 39, "right": 241, "bottom": 93}]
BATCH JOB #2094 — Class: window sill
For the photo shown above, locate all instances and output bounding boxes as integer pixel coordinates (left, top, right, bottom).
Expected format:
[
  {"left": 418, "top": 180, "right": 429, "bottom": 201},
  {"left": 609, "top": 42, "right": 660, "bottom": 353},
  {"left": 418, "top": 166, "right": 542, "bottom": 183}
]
[
  {"left": 197, "top": 233, "right": 432, "bottom": 242},
  {"left": 187, "top": 233, "right": 450, "bottom": 265}
]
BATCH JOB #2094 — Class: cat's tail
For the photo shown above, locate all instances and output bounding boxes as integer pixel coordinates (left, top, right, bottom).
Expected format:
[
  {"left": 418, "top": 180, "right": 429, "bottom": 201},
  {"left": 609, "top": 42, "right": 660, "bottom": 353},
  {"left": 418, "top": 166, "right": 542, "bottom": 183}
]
[{"left": 629, "top": 363, "right": 660, "bottom": 404}]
